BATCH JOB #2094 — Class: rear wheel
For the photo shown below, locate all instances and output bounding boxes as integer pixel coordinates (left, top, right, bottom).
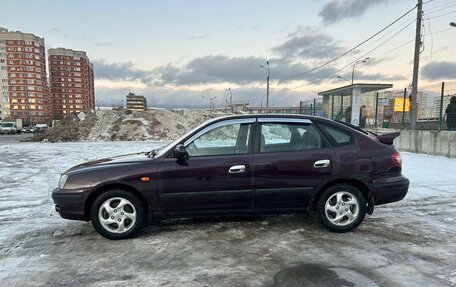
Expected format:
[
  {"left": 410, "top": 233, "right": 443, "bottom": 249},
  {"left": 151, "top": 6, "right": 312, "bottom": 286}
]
[
  {"left": 317, "top": 184, "right": 366, "bottom": 232},
  {"left": 90, "top": 189, "right": 145, "bottom": 240}
]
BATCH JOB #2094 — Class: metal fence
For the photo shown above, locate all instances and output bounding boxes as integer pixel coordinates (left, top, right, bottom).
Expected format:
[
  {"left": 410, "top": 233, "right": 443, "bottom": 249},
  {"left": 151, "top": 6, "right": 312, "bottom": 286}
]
[
  {"left": 300, "top": 81, "right": 456, "bottom": 130},
  {"left": 299, "top": 100, "right": 323, "bottom": 117}
]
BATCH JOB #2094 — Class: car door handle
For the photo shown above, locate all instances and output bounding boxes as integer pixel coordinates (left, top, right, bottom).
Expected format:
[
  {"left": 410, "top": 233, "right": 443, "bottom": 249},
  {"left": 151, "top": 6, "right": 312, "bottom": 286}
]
[
  {"left": 229, "top": 165, "right": 246, "bottom": 174},
  {"left": 314, "top": 159, "right": 330, "bottom": 168}
]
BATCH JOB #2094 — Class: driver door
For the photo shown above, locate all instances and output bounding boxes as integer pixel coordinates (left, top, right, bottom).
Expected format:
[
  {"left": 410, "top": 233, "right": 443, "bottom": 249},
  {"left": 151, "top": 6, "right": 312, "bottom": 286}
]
[{"left": 156, "top": 118, "right": 256, "bottom": 215}]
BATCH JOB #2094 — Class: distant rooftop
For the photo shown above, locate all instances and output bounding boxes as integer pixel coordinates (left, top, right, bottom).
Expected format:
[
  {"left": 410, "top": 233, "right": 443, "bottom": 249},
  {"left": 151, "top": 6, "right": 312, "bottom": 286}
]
[
  {"left": 0, "top": 27, "right": 44, "bottom": 44},
  {"left": 318, "top": 83, "right": 393, "bottom": 96},
  {"left": 48, "top": 47, "right": 89, "bottom": 59}
]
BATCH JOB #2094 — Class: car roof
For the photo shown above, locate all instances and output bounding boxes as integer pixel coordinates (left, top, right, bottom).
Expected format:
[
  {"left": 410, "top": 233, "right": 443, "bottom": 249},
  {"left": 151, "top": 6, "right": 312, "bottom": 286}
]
[
  {"left": 209, "top": 113, "right": 332, "bottom": 123},
  {"left": 207, "top": 114, "right": 368, "bottom": 137}
]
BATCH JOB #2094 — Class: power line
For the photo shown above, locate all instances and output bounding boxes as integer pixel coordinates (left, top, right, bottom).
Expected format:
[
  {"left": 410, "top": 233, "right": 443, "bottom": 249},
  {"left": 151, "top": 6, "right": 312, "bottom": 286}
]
[
  {"left": 286, "top": 18, "right": 418, "bottom": 90},
  {"left": 251, "top": 92, "right": 267, "bottom": 108},
  {"left": 271, "top": 5, "right": 417, "bottom": 80},
  {"left": 425, "top": 9, "right": 456, "bottom": 20},
  {"left": 329, "top": 16, "right": 418, "bottom": 76},
  {"left": 286, "top": 16, "right": 456, "bottom": 91},
  {"left": 425, "top": 2, "right": 456, "bottom": 15},
  {"left": 237, "top": 78, "right": 267, "bottom": 102},
  {"left": 420, "top": 18, "right": 434, "bottom": 74},
  {"left": 348, "top": 14, "right": 417, "bottom": 52}
]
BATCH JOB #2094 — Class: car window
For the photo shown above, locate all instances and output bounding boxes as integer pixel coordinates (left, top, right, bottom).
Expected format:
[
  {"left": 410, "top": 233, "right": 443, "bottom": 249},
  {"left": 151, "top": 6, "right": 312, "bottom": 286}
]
[
  {"left": 320, "top": 125, "right": 352, "bottom": 145},
  {"left": 260, "top": 123, "right": 323, "bottom": 153},
  {"left": 187, "top": 123, "right": 251, "bottom": 157}
]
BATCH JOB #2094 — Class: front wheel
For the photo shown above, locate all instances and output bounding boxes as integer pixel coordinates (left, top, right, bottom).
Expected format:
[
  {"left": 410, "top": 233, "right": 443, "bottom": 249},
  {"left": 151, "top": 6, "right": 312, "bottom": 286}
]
[
  {"left": 90, "top": 189, "right": 145, "bottom": 240},
  {"left": 316, "top": 184, "right": 367, "bottom": 232}
]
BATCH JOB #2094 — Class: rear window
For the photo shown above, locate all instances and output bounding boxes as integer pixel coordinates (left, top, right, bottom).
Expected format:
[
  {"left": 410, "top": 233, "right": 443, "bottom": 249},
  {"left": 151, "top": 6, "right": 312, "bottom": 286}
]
[{"left": 320, "top": 125, "right": 352, "bottom": 145}]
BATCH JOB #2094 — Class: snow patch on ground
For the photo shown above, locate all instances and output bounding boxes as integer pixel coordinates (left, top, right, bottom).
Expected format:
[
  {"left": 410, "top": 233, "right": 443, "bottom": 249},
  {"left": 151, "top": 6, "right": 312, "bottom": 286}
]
[{"left": 0, "top": 142, "right": 455, "bottom": 286}]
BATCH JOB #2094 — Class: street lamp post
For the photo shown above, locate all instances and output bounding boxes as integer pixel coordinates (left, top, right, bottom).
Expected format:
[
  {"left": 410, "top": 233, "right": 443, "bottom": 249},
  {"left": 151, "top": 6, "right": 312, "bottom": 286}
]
[
  {"left": 210, "top": 96, "right": 217, "bottom": 111},
  {"left": 202, "top": 95, "right": 217, "bottom": 110},
  {"left": 225, "top": 88, "right": 232, "bottom": 113},
  {"left": 337, "top": 76, "right": 351, "bottom": 85},
  {"left": 351, "top": 57, "right": 370, "bottom": 84},
  {"left": 259, "top": 61, "right": 270, "bottom": 114}
]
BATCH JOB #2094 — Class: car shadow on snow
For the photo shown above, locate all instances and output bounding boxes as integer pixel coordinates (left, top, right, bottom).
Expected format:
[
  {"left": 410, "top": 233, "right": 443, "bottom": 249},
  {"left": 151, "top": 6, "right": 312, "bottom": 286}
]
[{"left": 138, "top": 213, "right": 321, "bottom": 238}]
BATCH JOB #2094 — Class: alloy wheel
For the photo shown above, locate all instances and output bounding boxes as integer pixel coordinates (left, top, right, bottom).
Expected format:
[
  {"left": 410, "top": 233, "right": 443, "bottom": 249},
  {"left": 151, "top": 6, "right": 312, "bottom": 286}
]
[
  {"left": 324, "top": 191, "right": 360, "bottom": 226},
  {"left": 98, "top": 197, "right": 137, "bottom": 234}
]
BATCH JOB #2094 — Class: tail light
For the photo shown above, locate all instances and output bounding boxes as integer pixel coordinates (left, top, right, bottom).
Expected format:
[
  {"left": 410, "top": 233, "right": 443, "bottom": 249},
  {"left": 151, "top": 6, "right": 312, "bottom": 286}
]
[{"left": 392, "top": 153, "right": 402, "bottom": 168}]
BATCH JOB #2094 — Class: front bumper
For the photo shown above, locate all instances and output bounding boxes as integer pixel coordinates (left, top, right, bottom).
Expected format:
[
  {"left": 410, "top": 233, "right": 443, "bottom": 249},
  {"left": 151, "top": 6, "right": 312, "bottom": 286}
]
[
  {"left": 52, "top": 188, "right": 89, "bottom": 221},
  {"left": 372, "top": 175, "right": 409, "bottom": 205}
]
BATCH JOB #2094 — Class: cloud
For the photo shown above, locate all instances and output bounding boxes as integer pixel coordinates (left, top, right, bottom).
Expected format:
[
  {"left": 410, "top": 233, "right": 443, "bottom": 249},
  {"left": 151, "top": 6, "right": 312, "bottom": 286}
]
[
  {"left": 186, "top": 33, "right": 211, "bottom": 41},
  {"left": 421, "top": 61, "right": 456, "bottom": 81},
  {"left": 319, "top": 0, "right": 389, "bottom": 24},
  {"left": 92, "top": 59, "right": 155, "bottom": 83},
  {"left": 273, "top": 27, "right": 346, "bottom": 60},
  {"left": 355, "top": 72, "right": 407, "bottom": 82},
  {"left": 155, "top": 55, "right": 267, "bottom": 86},
  {"left": 91, "top": 24, "right": 407, "bottom": 108},
  {"left": 154, "top": 55, "right": 344, "bottom": 86},
  {"left": 154, "top": 28, "right": 350, "bottom": 86},
  {"left": 94, "top": 42, "right": 112, "bottom": 47}
]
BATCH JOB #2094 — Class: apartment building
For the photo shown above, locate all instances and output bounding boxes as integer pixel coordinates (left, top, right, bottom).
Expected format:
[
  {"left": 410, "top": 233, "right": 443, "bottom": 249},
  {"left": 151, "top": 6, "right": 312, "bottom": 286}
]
[
  {"left": 48, "top": 48, "right": 95, "bottom": 119},
  {"left": 0, "top": 27, "right": 50, "bottom": 124},
  {"left": 432, "top": 95, "right": 454, "bottom": 119},
  {"left": 126, "top": 92, "right": 147, "bottom": 111}
]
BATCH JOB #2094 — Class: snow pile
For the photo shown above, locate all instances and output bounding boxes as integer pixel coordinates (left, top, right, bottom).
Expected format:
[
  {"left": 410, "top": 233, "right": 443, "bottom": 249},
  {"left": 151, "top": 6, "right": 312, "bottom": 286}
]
[{"left": 31, "top": 109, "right": 229, "bottom": 142}]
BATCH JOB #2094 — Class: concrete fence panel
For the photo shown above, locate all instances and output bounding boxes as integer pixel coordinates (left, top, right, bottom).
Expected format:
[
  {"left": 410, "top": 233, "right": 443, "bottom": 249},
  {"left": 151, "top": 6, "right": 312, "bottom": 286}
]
[{"left": 394, "top": 130, "right": 456, "bottom": 158}]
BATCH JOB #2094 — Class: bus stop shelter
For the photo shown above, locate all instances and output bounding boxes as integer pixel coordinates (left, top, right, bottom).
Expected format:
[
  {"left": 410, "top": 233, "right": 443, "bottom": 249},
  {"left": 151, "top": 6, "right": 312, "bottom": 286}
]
[{"left": 318, "top": 83, "right": 392, "bottom": 126}]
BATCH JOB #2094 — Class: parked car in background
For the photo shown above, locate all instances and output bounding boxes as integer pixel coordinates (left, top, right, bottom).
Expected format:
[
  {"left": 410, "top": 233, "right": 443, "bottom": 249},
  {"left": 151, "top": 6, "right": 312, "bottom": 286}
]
[
  {"left": 52, "top": 115, "right": 409, "bottom": 239},
  {"left": 21, "top": 126, "right": 35, "bottom": 133},
  {"left": 0, "top": 119, "right": 22, "bottom": 135},
  {"left": 34, "top": 123, "right": 48, "bottom": 133}
]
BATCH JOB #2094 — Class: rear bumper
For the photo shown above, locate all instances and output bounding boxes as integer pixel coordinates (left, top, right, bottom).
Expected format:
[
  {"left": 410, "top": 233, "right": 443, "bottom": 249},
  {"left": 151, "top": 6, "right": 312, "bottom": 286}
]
[
  {"left": 372, "top": 176, "right": 409, "bottom": 205},
  {"left": 52, "top": 188, "right": 89, "bottom": 221}
]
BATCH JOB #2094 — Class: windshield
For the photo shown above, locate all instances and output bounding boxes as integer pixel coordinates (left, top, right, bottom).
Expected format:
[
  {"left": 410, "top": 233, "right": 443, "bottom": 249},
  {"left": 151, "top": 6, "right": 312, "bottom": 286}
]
[
  {"left": 1, "top": 123, "right": 14, "bottom": 128},
  {"left": 153, "top": 117, "right": 219, "bottom": 158}
]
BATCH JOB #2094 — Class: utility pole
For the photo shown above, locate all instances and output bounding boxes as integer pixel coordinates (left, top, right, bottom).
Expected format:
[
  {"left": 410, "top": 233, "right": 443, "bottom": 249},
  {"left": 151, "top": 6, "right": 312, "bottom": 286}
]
[
  {"left": 410, "top": 0, "right": 423, "bottom": 130},
  {"left": 260, "top": 61, "right": 270, "bottom": 113}
]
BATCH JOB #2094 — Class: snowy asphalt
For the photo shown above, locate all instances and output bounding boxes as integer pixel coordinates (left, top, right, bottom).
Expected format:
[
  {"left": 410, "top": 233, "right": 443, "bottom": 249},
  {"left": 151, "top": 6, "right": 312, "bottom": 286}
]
[{"left": 0, "top": 141, "right": 455, "bottom": 287}]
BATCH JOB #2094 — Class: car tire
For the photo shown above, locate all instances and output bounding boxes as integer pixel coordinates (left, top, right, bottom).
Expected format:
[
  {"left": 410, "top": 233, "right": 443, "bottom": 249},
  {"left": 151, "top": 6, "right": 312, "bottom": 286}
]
[
  {"left": 90, "top": 189, "right": 145, "bottom": 240},
  {"left": 316, "top": 184, "right": 367, "bottom": 233}
]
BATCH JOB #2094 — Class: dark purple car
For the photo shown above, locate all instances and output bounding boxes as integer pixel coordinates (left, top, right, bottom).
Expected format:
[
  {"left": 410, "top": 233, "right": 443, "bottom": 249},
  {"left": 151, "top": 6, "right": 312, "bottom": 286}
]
[{"left": 52, "top": 115, "right": 409, "bottom": 239}]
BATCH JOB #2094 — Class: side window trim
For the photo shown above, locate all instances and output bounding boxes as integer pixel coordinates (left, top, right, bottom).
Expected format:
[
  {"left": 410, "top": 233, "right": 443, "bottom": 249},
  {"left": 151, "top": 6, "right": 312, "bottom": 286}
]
[
  {"left": 183, "top": 118, "right": 256, "bottom": 147},
  {"left": 258, "top": 117, "right": 312, "bottom": 124}
]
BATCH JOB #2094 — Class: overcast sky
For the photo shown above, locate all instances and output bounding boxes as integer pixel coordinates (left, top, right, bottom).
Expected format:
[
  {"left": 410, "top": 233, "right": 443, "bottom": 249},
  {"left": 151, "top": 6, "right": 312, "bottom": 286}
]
[{"left": 2, "top": 0, "right": 456, "bottom": 108}]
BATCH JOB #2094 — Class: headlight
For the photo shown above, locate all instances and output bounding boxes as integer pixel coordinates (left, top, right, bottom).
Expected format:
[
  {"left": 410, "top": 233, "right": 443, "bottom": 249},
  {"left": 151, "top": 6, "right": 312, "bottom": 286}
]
[{"left": 58, "top": 174, "right": 68, "bottom": 189}]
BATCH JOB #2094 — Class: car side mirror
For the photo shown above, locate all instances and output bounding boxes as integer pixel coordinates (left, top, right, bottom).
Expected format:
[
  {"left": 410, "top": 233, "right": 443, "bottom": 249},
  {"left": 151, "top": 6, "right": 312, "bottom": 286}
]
[{"left": 173, "top": 144, "right": 189, "bottom": 162}]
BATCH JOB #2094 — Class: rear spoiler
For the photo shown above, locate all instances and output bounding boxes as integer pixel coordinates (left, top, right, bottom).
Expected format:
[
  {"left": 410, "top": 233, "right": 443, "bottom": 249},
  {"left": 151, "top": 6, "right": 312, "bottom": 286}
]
[{"left": 375, "top": 132, "right": 400, "bottom": 145}]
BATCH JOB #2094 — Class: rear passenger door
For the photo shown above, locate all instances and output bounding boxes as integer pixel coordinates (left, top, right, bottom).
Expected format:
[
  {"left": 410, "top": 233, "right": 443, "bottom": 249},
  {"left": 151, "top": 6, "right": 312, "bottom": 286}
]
[{"left": 252, "top": 118, "right": 335, "bottom": 211}]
